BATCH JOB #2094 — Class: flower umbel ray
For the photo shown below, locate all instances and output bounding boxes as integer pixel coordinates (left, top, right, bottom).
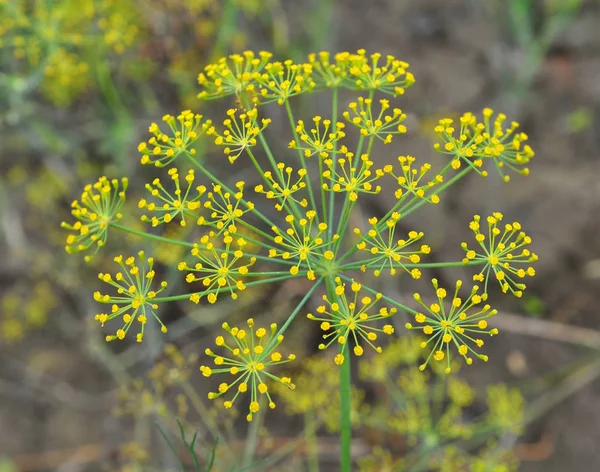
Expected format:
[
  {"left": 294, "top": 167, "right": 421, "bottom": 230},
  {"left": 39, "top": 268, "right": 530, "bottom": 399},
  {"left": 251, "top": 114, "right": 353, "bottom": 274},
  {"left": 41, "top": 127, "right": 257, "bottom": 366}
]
[
  {"left": 254, "top": 162, "right": 308, "bottom": 212},
  {"left": 406, "top": 278, "right": 499, "bottom": 373},
  {"left": 94, "top": 251, "right": 168, "bottom": 342},
  {"left": 322, "top": 151, "right": 384, "bottom": 202},
  {"left": 353, "top": 212, "right": 430, "bottom": 278},
  {"left": 138, "top": 110, "right": 212, "bottom": 167},
  {"left": 61, "top": 176, "right": 128, "bottom": 262},
  {"left": 383, "top": 155, "right": 443, "bottom": 203},
  {"left": 268, "top": 210, "right": 339, "bottom": 279},
  {"left": 181, "top": 231, "right": 256, "bottom": 304},
  {"left": 463, "top": 213, "right": 537, "bottom": 297},
  {"left": 307, "top": 277, "right": 397, "bottom": 365},
  {"left": 200, "top": 318, "right": 296, "bottom": 421},
  {"left": 343, "top": 97, "right": 407, "bottom": 144},
  {"left": 208, "top": 107, "right": 271, "bottom": 164},
  {"left": 434, "top": 109, "right": 534, "bottom": 181},
  {"left": 288, "top": 115, "right": 346, "bottom": 159},
  {"left": 197, "top": 181, "right": 255, "bottom": 234},
  {"left": 139, "top": 168, "right": 206, "bottom": 227}
]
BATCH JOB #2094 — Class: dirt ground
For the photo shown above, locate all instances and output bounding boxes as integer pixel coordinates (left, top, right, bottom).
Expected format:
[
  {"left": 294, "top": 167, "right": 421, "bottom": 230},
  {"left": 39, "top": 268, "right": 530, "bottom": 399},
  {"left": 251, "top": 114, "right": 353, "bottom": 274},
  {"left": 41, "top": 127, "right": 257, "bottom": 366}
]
[{"left": 2, "top": 0, "right": 600, "bottom": 470}]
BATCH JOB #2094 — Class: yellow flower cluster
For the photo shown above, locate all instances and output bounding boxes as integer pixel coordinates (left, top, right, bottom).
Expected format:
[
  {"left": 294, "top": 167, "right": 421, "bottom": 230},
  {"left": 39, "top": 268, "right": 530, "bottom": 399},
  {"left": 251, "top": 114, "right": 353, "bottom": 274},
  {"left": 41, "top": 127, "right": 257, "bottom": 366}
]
[
  {"left": 268, "top": 211, "right": 338, "bottom": 278},
  {"left": 383, "top": 155, "right": 443, "bottom": 203},
  {"left": 307, "top": 278, "right": 397, "bottom": 365},
  {"left": 434, "top": 109, "right": 534, "bottom": 181},
  {"left": 406, "top": 279, "right": 499, "bottom": 373},
  {"left": 354, "top": 214, "right": 430, "bottom": 278},
  {"left": 139, "top": 168, "right": 206, "bottom": 227},
  {"left": 180, "top": 230, "right": 255, "bottom": 304},
  {"left": 288, "top": 116, "right": 346, "bottom": 158},
  {"left": 138, "top": 110, "right": 213, "bottom": 167},
  {"left": 197, "top": 181, "right": 254, "bottom": 233},
  {"left": 62, "top": 49, "right": 540, "bottom": 425},
  {"left": 208, "top": 107, "right": 271, "bottom": 163},
  {"left": 61, "top": 176, "right": 128, "bottom": 261},
  {"left": 200, "top": 318, "right": 295, "bottom": 421},
  {"left": 462, "top": 213, "right": 537, "bottom": 297},
  {"left": 254, "top": 163, "right": 308, "bottom": 211},
  {"left": 197, "top": 49, "right": 415, "bottom": 101},
  {"left": 322, "top": 152, "right": 384, "bottom": 202},
  {"left": 343, "top": 98, "right": 407, "bottom": 144},
  {"left": 94, "top": 251, "right": 168, "bottom": 342}
]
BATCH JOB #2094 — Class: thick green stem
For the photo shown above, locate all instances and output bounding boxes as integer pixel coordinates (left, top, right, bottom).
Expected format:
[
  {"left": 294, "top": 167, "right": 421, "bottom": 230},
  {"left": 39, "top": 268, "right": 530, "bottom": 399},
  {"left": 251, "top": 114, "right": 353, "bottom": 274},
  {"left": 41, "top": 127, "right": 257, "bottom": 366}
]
[
  {"left": 339, "top": 342, "right": 352, "bottom": 472},
  {"left": 305, "top": 411, "right": 320, "bottom": 472}
]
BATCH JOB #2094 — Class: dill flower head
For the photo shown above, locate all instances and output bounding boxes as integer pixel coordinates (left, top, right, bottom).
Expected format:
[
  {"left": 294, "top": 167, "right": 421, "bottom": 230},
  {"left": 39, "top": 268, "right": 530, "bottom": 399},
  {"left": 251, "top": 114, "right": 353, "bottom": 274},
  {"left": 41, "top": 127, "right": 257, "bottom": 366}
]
[
  {"left": 434, "top": 109, "right": 534, "bottom": 181},
  {"left": 343, "top": 97, "right": 407, "bottom": 144},
  {"left": 200, "top": 318, "right": 295, "bottom": 421},
  {"left": 307, "top": 277, "right": 397, "bottom": 364},
  {"left": 254, "top": 162, "right": 308, "bottom": 211},
  {"left": 61, "top": 176, "right": 128, "bottom": 261},
  {"left": 138, "top": 110, "right": 213, "bottom": 167},
  {"left": 197, "top": 50, "right": 273, "bottom": 100},
  {"left": 342, "top": 50, "right": 415, "bottom": 95},
  {"left": 139, "top": 168, "right": 206, "bottom": 227},
  {"left": 207, "top": 107, "right": 271, "bottom": 163},
  {"left": 354, "top": 214, "right": 430, "bottom": 278},
  {"left": 197, "top": 181, "right": 255, "bottom": 233},
  {"left": 463, "top": 213, "right": 537, "bottom": 297},
  {"left": 180, "top": 230, "right": 256, "bottom": 304},
  {"left": 94, "top": 251, "right": 168, "bottom": 342},
  {"left": 406, "top": 278, "right": 498, "bottom": 373},
  {"left": 268, "top": 210, "right": 338, "bottom": 278}
]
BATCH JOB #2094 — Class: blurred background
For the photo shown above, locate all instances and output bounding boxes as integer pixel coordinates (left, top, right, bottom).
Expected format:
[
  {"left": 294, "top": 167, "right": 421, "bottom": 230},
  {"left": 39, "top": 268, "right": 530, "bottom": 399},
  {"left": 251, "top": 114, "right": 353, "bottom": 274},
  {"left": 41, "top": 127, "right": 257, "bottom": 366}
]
[{"left": 1, "top": 0, "right": 600, "bottom": 470}]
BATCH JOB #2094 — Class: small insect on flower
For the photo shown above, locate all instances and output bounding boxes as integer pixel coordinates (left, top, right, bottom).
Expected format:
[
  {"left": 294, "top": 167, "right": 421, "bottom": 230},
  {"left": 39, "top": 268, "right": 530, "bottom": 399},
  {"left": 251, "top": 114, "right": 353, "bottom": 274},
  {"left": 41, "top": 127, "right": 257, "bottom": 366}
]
[
  {"left": 61, "top": 176, "right": 128, "bottom": 261},
  {"left": 94, "top": 251, "right": 168, "bottom": 342},
  {"left": 201, "top": 318, "right": 296, "bottom": 421},
  {"left": 406, "top": 278, "right": 498, "bottom": 373},
  {"left": 462, "top": 213, "right": 537, "bottom": 297},
  {"left": 307, "top": 277, "right": 397, "bottom": 365}
]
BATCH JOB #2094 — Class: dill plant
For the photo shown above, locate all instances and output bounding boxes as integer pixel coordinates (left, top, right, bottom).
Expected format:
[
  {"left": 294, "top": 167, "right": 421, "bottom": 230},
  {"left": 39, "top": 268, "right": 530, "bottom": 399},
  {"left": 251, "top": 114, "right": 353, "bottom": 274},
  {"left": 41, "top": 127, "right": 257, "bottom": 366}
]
[{"left": 62, "top": 49, "right": 537, "bottom": 470}]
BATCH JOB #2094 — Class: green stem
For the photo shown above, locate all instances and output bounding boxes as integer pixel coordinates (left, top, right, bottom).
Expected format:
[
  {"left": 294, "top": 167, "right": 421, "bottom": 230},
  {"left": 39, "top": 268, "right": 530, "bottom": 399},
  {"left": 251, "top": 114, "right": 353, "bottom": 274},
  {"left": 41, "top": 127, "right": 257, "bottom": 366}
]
[
  {"left": 285, "top": 101, "right": 320, "bottom": 222},
  {"left": 339, "top": 342, "right": 352, "bottom": 472},
  {"left": 111, "top": 222, "right": 193, "bottom": 247},
  {"left": 338, "top": 274, "right": 417, "bottom": 315},
  {"left": 327, "top": 88, "right": 339, "bottom": 238},
  {"left": 392, "top": 166, "right": 471, "bottom": 224},
  {"left": 338, "top": 260, "right": 483, "bottom": 272},
  {"left": 184, "top": 152, "right": 278, "bottom": 230},
  {"left": 266, "top": 277, "right": 323, "bottom": 352},
  {"left": 305, "top": 411, "right": 320, "bottom": 472},
  {"left": 153, "top": 274, "right": 302, "bottom": 303}
]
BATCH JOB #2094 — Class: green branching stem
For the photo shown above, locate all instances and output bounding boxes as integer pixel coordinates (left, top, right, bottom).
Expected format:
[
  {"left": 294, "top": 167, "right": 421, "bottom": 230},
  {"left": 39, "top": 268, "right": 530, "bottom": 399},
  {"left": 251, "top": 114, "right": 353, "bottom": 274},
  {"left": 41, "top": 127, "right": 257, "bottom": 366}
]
[
  {"left": 152, "top": 274, "right": 305, "bottom": 303},
  {"left": 285, "top": 101, "right": 321, "bottom": 222},
  {"left": 339, "top": 342, "right": 352, "bottom": 472}
]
